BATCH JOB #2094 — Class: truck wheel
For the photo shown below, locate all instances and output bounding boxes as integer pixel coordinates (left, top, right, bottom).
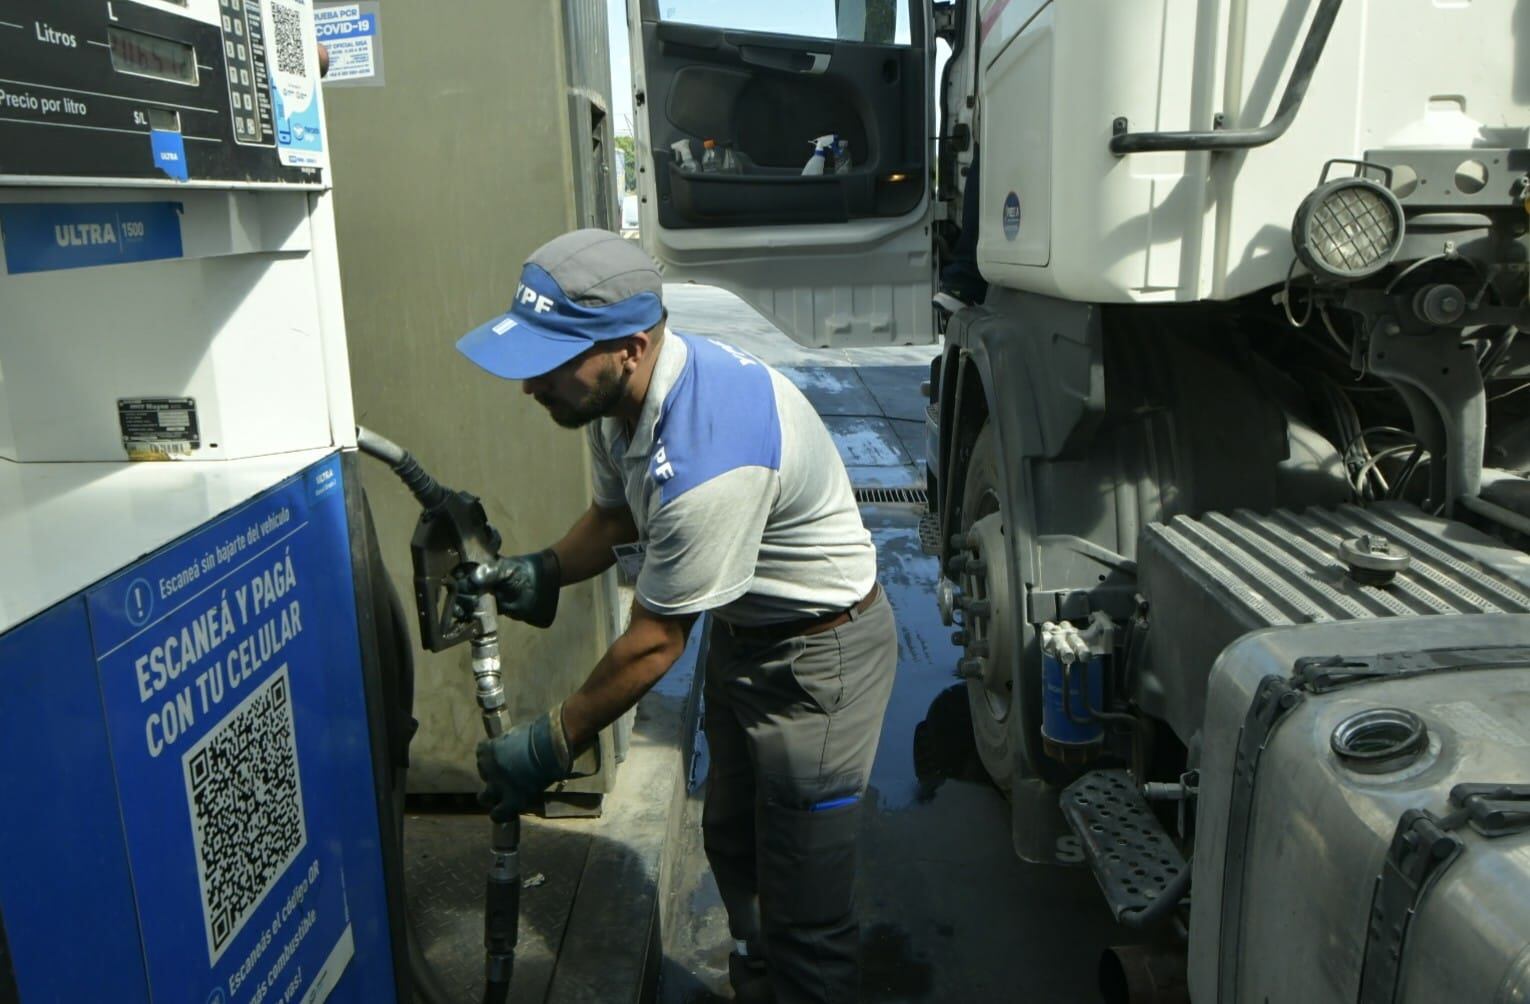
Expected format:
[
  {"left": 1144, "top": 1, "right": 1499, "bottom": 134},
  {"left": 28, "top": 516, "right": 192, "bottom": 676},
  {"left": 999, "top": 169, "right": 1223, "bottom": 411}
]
[{"left": 955, "top": 423, "right": 1022, "bottom": 793}]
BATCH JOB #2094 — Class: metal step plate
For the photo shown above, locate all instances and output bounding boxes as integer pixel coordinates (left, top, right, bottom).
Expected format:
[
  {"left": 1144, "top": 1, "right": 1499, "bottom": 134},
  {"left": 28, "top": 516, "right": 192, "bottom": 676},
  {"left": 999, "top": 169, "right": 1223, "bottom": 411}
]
[
  {"left": 917, "top": 512, "right": 941, "bottom": 556},
  {"left": 1061, "top": 769, "right": 1186, "bottom": 921}
]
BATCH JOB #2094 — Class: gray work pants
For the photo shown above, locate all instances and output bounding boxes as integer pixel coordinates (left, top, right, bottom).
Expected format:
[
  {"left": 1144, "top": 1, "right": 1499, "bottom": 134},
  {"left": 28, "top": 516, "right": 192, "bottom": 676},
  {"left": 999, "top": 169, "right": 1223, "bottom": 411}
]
[{"left": 702, "top": 588, "right": 898, "bottom": 1004}]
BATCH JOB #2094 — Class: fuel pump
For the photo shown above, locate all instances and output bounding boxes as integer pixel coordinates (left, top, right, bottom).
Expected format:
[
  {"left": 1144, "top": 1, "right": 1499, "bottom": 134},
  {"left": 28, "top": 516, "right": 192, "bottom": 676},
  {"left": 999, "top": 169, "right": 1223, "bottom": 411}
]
[{"left": 0, "top": 3, "right": 406, "bottom": 1000}]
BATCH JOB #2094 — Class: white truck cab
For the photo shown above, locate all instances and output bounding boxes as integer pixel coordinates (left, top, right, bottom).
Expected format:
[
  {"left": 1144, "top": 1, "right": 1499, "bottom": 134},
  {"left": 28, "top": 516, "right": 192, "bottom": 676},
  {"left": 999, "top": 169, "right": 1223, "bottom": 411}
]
[{"left": 628, "top": 3, "right": 1530, "bottom": 1001}]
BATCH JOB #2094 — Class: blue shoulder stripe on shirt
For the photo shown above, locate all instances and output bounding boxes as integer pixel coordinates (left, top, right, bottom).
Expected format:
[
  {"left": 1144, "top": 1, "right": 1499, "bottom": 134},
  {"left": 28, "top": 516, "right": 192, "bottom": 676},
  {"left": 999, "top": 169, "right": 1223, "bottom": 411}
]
[{"left": 652, "top": 333, "right": 782, "bottom": 505}]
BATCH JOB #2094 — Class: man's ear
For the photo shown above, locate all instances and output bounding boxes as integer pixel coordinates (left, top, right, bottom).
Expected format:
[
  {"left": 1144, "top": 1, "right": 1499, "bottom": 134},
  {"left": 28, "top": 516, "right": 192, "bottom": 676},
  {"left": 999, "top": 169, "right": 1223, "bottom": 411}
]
[{"left": 623, "top": 330, "right": 654, "bottom": 371}]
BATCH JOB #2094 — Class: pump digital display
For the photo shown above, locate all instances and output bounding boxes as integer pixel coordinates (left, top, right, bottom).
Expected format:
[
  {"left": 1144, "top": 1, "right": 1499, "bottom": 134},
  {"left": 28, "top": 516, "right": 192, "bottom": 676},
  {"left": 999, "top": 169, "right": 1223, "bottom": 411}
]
[
  {"left": 108, "top": 27, "right": 198, "bottom": 85},
  {"left": 0, "top": 0, "right": 319, "bottom": 185}
]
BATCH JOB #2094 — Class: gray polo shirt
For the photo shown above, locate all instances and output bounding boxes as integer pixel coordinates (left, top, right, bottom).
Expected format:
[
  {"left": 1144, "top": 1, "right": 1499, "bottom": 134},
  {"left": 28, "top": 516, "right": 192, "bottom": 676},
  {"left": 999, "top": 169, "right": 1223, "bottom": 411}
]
[{"left": 588, "top": 331, "right": 876, "bottom": 626}]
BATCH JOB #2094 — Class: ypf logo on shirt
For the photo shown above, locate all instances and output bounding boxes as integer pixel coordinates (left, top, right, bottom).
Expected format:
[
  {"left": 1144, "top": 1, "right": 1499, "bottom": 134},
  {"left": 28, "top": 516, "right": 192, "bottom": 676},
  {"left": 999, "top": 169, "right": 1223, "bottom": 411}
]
[
  {"left": 707, "top": 338, "right": 759, "bottom": 367},
  {"left": 653, "top": 443, "right": 675, "bottom": 482}
]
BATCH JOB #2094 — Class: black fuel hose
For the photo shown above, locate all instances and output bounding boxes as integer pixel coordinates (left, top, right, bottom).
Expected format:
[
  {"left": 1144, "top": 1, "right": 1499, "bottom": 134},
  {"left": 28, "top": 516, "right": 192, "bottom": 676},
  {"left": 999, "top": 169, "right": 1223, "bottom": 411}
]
[
  {"left": 380, "top": 575, "right": 455, "bottom": 1004},
  {"left": 360, "top": 484, "right": 454, "bottom": 1004},
  {"left": 356, "top": 431, "right": 518, "bottom": 1001},
  {"left": 357, "top": 426, "right": 450, "bottom": 511}
]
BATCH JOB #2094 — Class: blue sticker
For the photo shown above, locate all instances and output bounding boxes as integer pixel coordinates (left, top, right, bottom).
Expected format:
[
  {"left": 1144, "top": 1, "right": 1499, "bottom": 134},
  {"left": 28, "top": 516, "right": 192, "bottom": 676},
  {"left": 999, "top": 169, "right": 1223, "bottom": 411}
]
[
  {"left": 315, "top": 8, "right": 377, "bottom": 40},
  {"left": 1002, "top": 191, "right": 1021, "bottom": 241},
  {"left": 151, "top": 128, "right": 190, "bottom": 182},
  {"left": 0, "top": 202, "right": 183, "bottom": 275}
]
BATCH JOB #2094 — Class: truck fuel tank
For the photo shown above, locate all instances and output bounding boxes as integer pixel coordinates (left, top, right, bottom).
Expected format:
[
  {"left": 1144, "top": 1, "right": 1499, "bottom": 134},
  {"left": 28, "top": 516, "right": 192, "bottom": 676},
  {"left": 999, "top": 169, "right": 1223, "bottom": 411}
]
[{"left": 1189, "top": 615, "right": 1530, "bottom": 1004}]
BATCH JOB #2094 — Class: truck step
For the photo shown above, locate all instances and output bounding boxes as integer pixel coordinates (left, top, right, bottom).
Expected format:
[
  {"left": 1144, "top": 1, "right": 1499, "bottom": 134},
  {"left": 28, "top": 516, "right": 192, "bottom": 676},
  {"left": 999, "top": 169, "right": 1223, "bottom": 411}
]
[
  {"left": 917, "top": 512, "right": 941, "bottom": 556},
  {"left": 1060, "top": 769, "right": 1187, "bottom": 922}
]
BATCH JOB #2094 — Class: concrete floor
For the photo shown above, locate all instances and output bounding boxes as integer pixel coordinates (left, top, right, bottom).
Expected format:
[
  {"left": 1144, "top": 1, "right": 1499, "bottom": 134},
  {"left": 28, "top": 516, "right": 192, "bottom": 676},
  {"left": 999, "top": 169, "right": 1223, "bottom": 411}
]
[{"left": 656, "top": 286, "right": 1131, "bottom": 1003}]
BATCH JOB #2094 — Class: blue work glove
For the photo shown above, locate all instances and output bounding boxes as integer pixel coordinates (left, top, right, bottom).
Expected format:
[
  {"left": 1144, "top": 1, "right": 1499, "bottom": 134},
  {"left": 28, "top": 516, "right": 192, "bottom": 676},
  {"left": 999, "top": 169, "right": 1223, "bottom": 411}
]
[
  {"left": 471, "top": 550, "right": 561, "bottom": 628},
  {"left": 476, "top": 706, "right": 574, "bottom": 822}
]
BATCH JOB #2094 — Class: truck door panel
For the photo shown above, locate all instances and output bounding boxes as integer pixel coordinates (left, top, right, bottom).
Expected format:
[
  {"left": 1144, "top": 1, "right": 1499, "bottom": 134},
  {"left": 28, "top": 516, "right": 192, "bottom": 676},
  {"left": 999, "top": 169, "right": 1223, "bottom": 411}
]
[
  {"left": 644, "top": 19, "right": 924, "bottom": 227},
  {"left": 627, "top": 0, "right": 937, "bottom": 347}
]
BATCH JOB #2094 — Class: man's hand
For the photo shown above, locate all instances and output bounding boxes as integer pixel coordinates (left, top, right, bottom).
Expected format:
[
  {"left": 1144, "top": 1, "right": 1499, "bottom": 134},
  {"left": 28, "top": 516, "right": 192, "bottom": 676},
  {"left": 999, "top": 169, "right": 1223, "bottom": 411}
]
[
  {"left": 476, "top": 707, "right": 574, "bottom": 822},
  {"left": 472, "top": 550, "right": 561, "bottom": 628}
]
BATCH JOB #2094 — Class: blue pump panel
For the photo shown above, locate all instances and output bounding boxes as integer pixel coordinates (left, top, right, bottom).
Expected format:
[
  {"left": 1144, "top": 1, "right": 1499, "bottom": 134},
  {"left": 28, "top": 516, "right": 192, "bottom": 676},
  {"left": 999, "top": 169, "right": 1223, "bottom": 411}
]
[{"left": 0, "top": 454, "right": 397, "bottom": 1003}]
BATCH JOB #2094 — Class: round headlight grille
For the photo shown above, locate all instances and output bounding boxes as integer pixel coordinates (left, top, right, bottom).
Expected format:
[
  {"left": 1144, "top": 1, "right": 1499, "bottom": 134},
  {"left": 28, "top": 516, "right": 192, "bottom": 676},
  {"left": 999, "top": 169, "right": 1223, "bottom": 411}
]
[{"left": 1293, "top": 177, "right": 1405, "bottom": 281}]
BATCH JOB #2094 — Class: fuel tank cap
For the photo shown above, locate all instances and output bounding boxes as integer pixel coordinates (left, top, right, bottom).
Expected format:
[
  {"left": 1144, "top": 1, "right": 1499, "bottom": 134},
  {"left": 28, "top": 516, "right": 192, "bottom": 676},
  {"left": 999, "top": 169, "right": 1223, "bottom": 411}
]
[{"left": 1340, "top": 534, "right": 1411, "bottom": 586}]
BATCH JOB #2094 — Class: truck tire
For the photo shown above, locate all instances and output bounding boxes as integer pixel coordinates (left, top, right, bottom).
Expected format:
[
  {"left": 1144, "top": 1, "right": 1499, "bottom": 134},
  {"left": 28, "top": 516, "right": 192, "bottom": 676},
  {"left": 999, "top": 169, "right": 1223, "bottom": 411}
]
[{"left": 956, "top": 422, "right": 1021, "bottom": 793}]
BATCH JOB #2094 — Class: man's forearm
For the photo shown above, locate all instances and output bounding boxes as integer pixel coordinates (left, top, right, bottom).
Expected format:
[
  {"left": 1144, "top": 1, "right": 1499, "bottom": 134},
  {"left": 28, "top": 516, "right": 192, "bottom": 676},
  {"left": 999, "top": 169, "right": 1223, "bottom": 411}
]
[
  {"left": 560, "top": 633, "right": 678, "bottom": 748},
  {"left": 551, "top": 503, "right": 638, "bottom": 585}
]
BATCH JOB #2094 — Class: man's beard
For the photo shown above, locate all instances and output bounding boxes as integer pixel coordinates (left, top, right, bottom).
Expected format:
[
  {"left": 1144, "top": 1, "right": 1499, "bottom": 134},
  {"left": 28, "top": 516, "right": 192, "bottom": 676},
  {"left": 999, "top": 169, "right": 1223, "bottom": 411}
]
[{"left": 538, "top": 360, "right": 629, "bottom": 429}]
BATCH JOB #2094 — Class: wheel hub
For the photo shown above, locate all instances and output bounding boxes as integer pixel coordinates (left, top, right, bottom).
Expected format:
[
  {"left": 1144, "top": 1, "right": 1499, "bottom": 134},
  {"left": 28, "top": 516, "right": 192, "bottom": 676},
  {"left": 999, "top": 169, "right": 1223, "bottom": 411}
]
[{"left": 952, "top": 513, "right": 1016, "bottom": 721}]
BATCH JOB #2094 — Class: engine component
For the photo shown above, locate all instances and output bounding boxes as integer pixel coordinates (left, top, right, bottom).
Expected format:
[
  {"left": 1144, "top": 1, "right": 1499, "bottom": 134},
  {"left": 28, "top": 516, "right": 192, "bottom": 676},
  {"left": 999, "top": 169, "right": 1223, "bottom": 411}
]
[
  {"left": 1040, "top": 617, "right": 1109, "bottom": 759},
  {"left": 1412, "top": 283, "right": 1467, "bottom": 326},
  {"left": 1188, "top": 615, "right": 1530, "bottom": 1003},
  {"left": 1136, "top": 502, "right": 1530, "bottom": 744}
]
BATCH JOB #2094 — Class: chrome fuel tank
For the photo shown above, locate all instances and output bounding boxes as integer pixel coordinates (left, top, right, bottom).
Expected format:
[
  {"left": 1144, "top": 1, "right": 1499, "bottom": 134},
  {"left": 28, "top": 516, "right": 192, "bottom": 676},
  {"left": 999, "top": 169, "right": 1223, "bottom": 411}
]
[{"left": 1189, "top": 615, "right": 1530, "bottom": 1003}]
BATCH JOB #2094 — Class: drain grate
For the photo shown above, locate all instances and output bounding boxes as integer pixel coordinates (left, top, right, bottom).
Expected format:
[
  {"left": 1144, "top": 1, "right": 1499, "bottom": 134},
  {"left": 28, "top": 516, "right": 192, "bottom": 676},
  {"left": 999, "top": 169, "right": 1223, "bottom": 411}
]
[{"left": 853, "top": 486, "right": 929, "bottom": 506}]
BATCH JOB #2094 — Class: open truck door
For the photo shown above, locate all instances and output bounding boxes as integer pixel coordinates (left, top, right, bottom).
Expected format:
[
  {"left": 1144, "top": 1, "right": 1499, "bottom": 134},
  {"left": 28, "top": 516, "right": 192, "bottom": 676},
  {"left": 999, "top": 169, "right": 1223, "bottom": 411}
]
[{"left": 626, "top": 0, "right": 936, "bottom": 347}]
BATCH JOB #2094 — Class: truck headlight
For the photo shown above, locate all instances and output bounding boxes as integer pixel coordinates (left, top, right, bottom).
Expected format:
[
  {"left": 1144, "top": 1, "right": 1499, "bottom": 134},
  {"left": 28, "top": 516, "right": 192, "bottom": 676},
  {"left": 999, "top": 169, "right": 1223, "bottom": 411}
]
[{"left": 1292, "top": 174, "right": 1405, "bottom": 281}]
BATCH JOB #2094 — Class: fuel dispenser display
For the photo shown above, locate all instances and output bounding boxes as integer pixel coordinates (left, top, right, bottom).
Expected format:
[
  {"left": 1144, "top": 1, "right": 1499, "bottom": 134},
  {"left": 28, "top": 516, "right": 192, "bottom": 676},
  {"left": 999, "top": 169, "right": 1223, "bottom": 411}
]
[{"left": 0, "top": 2, "right": 404, "bottom": 1001}]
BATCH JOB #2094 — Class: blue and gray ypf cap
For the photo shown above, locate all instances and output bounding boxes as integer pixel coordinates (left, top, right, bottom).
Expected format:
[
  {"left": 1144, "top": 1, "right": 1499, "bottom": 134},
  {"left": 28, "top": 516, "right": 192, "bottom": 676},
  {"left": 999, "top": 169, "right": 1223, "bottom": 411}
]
[{"left": 457, "top": 228, "right": 665, "bottom": 380}]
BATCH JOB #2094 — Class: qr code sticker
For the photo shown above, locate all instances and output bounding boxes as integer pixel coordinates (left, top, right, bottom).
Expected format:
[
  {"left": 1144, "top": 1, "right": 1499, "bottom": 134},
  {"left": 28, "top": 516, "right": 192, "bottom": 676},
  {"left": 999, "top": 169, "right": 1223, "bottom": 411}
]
[
  {"left": 183, "top": 666, "right": 308, "bottom": 962},
  {"left": 270, "top": 3, "right": 306, "bottom": 76}
]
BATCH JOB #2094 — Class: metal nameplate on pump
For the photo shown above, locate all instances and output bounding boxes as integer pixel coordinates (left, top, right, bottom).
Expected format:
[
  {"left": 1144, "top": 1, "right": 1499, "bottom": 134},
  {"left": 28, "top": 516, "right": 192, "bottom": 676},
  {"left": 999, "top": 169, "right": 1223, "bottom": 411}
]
[{"left": 118, "top": 397, "right": 200, "bottom": 460}]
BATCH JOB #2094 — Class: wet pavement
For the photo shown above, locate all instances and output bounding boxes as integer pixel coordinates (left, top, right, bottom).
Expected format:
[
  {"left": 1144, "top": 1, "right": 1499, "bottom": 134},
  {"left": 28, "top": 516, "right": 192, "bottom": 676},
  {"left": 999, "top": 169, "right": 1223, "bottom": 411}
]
[{"left": 658, "top": 286, "right": 1129, "bottom": 1003}]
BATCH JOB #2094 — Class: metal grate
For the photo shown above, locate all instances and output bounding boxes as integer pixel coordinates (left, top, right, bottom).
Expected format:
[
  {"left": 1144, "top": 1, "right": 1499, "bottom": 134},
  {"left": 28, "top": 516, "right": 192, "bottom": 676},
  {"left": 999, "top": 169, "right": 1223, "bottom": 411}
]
[
  {"left": 917, "top": 512, "right": 942, "bottom": 556},
  {"left": 853, "top": 486, "right": 929, "bottom": 506},
  {"left": 1309, "top": 185, "right": 1398, "bottom": 273},
  {"left": 1141, "top": 503, "right": 1530, "bottom": 623},
  {"left": 1061, "top": 769, "right": 1187, "bottom": 922}
]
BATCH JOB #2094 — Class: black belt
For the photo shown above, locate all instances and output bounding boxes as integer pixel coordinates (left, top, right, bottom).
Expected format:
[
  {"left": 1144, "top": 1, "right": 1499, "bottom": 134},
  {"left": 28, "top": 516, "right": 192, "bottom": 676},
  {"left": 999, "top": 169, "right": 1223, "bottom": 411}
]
[{"left": 722, "top": 583, "right": 881, "bottom": 644}]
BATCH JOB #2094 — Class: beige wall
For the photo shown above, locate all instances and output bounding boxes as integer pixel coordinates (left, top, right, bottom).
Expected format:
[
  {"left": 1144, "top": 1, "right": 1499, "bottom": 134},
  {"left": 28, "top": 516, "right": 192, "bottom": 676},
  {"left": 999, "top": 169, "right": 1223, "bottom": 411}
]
[{"left": 323, "top": 0, "right": 613, "bottom": 792}]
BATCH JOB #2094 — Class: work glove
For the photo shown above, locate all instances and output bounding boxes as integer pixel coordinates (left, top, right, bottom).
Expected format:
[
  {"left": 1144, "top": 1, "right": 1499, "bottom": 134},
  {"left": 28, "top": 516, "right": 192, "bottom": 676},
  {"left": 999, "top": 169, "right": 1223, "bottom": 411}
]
[
  {"left": 476, "top": 706, "right": 574, "bottom": 822},
  {"left": 471, "top": 549, "right": 561, "bottom": 628}
]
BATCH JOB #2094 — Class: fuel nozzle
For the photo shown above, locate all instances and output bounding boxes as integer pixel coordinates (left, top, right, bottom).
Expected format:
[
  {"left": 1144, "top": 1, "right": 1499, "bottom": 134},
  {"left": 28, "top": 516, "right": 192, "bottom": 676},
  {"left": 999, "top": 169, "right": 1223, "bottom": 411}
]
[
  {"left": 356, "top": 427, "right": 524, "bottom": 999},
  {"left": 356, "top": 426, "right": 505, "bottom": 651}
]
